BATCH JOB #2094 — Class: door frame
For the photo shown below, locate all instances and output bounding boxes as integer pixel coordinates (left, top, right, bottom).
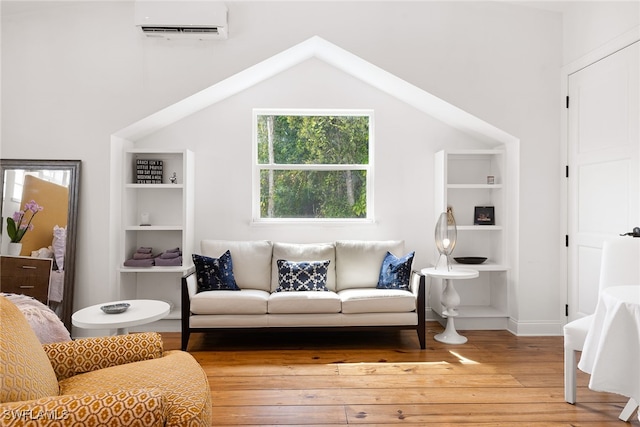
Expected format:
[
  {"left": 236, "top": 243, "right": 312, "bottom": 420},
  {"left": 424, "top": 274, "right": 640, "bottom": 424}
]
[{"left": 560, "top": 26, "right": 640, "bottom": 324}]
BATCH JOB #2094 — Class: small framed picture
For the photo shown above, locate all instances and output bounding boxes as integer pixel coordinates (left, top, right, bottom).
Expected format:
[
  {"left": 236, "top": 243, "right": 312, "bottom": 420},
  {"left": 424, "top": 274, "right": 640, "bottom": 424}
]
[{"left": 474, "top": 206, "right": 495, "bottom": 225}]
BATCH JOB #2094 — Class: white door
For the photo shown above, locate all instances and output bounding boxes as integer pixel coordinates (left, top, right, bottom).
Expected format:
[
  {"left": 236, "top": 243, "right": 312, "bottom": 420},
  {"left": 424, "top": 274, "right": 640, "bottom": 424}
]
[{"left": 567, "top": 41, "right": 639, "bottom": 321}]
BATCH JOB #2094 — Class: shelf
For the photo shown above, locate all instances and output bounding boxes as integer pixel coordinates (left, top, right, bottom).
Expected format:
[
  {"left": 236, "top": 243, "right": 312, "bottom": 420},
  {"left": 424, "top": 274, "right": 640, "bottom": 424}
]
[
  {"left": 434, "top": 149, "right": 510, "bottom": 331},
  {"left": 456, "top": 305, "right": 507, "bottom": 318},
  {"left": 126, "top": 148, "right": 187, "bottom": 154},
  {"left": 117, "top": 149, "right": 194, "bottom": 331},
  {"left": 457, "top": 225, "right": 503, "bottom": 231},
  {"left": 431, "top": 304, "right": 507, "bottom": 319},
  {"left": 125, "top": 184, "right": 184, "bottom": 189},
  {"left": 125, "top": 225, "right": 184, "bottom": 231},
  {"left": 448, "top": 184, "right": 503, "bottom": 189},
  {"left": 164, "top": 311, "right": 182, "bottom": 320},
  {"left": 445, "top": 149, "right": 505, "bottom": 156},
  {"left": 451, "top": 262, "right": 509, "bottom": 271},
  {"left": 119, "top": 265, "right": 192, "bottom": 274}
]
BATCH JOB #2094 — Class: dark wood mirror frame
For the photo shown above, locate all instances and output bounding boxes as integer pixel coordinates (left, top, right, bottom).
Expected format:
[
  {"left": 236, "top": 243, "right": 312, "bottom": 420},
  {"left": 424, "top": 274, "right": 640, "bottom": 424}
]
[{"left": 1, "top": 159, "right": 81, "bottom": 330}]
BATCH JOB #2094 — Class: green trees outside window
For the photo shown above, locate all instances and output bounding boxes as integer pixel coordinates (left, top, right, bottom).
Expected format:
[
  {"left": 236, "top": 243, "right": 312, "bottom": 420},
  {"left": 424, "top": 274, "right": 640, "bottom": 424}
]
[{"left": 256, "top": 112, "right": 371, "bottom": 220}]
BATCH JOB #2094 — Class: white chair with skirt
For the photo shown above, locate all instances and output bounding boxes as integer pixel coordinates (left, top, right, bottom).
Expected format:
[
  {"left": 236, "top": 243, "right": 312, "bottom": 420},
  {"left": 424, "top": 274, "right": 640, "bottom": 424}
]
[{"left": 563, "top": 236, "right": 640, "bottom": 420}]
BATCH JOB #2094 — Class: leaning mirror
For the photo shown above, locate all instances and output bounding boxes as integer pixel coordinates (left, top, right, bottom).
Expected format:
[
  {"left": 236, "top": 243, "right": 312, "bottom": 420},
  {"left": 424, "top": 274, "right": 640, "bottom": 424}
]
[{"left": 0, "top": 159, "right": 80, "bottom": 331}]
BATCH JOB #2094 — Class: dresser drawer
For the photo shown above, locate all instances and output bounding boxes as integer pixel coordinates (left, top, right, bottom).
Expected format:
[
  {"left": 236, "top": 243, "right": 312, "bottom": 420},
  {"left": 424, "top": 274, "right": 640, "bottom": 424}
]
[{"left": 1, "top": 256, "right": 52, "bottom": 304}]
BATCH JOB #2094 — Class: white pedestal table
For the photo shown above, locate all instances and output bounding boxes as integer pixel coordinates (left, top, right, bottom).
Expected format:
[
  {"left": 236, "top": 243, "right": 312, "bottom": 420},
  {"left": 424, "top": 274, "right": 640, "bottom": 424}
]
[
  {"left": 422, "top": 267, "right": 479, "bottom": 344},
  {"left": 72, "top": 299, "right": 170, "bottom": 335}
]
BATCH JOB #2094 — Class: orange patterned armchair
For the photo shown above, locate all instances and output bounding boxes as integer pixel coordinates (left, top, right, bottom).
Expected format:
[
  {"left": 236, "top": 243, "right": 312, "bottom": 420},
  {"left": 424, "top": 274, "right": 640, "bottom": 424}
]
[{"left": 0, "top": 296, "right": 211, "bottom": 426}]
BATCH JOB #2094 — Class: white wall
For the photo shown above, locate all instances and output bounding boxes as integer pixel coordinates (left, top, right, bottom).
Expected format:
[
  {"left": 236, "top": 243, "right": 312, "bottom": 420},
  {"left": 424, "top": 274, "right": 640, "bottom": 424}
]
[
  {"left": 1, "top": 0, "right": 596, "bottom": 334},
  {"left": 561, "top": 1, "right": 639, "bottom": 65},
  {"left": 134, "top": 58, "right": 485, "bottom": 248}
]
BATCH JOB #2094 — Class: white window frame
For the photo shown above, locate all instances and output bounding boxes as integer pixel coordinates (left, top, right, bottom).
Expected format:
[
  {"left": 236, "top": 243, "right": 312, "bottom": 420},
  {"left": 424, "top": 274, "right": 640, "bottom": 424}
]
[{"left": 252, "top": 108, "right": 374, "bottom": 224}]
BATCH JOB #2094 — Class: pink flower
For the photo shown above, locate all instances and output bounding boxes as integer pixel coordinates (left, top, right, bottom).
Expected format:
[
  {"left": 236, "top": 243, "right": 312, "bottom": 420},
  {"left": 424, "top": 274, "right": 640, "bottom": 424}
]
[
  {"left": 6, "top": 200, "right": 44, "bottom": 243},
  {"left": 24, "top": 200, "right": 43, "bottom": 213},
  {"left": 12, "top": 211, "right": 24, "bottom": 222}
]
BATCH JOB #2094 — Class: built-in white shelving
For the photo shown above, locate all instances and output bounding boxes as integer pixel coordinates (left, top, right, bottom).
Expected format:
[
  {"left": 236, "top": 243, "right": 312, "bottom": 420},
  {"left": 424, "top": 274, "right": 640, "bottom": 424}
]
[
  {"left": 432, "top": 149, "right": 510, "bottom": 330},
  {"left": 116, "top": 149, "right": 194, "bottom": 329}
]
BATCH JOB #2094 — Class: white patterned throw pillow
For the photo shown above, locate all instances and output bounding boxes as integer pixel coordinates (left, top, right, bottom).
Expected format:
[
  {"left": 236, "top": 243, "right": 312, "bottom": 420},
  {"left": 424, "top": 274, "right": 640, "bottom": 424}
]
[{"left": 275, "top": 259, "right": 330, "bottom": 292}]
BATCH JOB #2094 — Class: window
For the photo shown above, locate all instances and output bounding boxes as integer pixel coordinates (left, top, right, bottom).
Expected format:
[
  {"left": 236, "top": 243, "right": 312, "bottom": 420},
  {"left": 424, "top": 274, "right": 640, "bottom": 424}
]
[{"left": 253, "top": 109, "right": 373, "bottom": 221}]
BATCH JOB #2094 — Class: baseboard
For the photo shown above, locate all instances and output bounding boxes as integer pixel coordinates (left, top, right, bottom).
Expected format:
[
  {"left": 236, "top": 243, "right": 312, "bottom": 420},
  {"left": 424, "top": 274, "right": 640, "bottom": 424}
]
[
  {"left": 426, "top": 308, "right": 564, "bottom": 336},
  {"left": 507, "top": 318, "right": 564, "bottom": 336},
  {"left": 428, "top": 309, "right": 508, "bottom": 330}
]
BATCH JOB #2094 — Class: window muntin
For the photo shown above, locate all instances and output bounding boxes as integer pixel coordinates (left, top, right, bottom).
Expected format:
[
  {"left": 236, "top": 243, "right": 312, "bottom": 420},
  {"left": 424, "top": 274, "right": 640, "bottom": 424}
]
[{"left": 254, "top": 110, "right": 373, "bottom": 221}]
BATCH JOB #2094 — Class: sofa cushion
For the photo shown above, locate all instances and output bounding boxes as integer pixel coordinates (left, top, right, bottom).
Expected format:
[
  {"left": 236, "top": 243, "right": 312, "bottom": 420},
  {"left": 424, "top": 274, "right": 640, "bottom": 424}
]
[
  {"left": 192, "top": 251, "right": 239, "bottom": 292},
  {"left": 190, "top": 289, "right": 269, "bottom": 315},
  {"left": 201, "top": 240, "right": 272, "bottom": 292},
  {"left": 275, "top": 259, "right": 331, "bottom": 292},
  {"left": 58, "top": 350, "right": 212, "bottom": 426},
  {"left": 271, "top": 242, "right": 336, "bottom": 292},
  {"left": 335, "top": 240, "right": 404, "bottom": 291},
  {"left": 339, "top": 288, "right": 416, "bottom": 314},
  {"left": 377, "top": 251, "right": 415, "bottom": 290},
  {"left": 268, "top": 291, "right": 342, "bottom": 314}
]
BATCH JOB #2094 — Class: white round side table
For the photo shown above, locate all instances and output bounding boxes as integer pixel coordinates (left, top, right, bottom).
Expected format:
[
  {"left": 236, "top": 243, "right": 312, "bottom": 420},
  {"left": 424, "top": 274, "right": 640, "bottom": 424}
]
[
  {"left": 72, "top": 299, "right": 170, "bottom": 335},
  {"left": 422, "top": 267, "right": 479, "bottom": 344}
]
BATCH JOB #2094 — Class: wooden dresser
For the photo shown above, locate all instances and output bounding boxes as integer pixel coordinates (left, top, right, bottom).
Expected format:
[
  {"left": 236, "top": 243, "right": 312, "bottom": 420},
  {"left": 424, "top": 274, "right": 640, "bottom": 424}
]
[{"left": 1, "top": 256, "right": 52, "bottom": 304}]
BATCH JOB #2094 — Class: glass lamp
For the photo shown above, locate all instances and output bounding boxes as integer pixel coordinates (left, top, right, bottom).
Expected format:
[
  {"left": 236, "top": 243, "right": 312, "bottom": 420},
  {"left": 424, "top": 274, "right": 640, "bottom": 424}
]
[{"left": 434, "top": 211, "right": 457, "bottom": 270}]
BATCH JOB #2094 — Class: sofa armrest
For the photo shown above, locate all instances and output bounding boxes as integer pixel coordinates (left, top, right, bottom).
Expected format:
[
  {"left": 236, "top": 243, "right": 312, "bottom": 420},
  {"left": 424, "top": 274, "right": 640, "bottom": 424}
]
[
  {"left": 410, "top": 270, "right": 425, "bottom": 297},
  {"left": 181, "top": 270, "right": 197, "bottom": 351},
  {"left": 181, "top": 270, "right": 197, "bottom": 321},
  {"left": 411, "top": 270, "right": 427, "bottom": 349},
  {"left": 183, "top": 270, "right": 198, "bottom": 299},
  {"left": 0, "top": 389, "right": 165, "bottom": 426},
  {"left": 43, "top": 332, "right": 164, "bottom": 381}
]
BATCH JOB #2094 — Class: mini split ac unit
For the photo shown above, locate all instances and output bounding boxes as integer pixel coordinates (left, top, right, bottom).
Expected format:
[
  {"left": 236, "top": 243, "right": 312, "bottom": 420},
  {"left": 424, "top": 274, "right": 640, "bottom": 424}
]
[{"left": 134, "top": 1, "right": 228, "bottom": 40}]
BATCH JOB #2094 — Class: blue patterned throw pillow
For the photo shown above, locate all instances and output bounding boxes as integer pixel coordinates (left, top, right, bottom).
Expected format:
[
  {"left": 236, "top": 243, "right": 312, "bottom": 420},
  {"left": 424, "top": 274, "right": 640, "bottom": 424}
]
[
  {"left": 192, "top": 251, "right": 239, "bottom": 292},
  {"left": 377, "top": 251, "right": 415, "bottom": 290},
  {"left": 276, "top": 259, "right": 330, "bottom": 292}
]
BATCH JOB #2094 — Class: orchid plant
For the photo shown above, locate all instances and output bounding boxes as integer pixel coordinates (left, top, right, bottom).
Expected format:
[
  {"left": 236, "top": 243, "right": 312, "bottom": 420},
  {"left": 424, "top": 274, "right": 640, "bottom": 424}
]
[{"left": 6, "top": 200, "right": 44, "bottom": 243}]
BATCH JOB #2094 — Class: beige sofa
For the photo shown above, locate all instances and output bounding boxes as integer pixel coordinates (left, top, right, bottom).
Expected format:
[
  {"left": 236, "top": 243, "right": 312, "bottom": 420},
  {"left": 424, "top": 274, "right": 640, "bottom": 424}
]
[{"left": 181, "top": 240, "right": 425, "bottom": 350}]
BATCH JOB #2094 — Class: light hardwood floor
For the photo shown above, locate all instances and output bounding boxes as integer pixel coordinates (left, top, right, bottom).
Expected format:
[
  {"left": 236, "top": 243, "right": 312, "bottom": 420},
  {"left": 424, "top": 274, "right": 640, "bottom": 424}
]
[{"left": 161, "top": 322, "right": 639, "bottom": 426}]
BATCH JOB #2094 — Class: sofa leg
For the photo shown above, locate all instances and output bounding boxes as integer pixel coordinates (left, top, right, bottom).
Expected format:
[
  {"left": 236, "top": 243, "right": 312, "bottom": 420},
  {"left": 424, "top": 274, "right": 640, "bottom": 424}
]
[
  {"left": 181, "top": 330, "right": 190, "bottom": 351},
  {"left": 416, "top": 273, "right": 426, "bottom": 349},
  {"left": 417, "top": 328, "right": 426, "bottom": 349}
]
